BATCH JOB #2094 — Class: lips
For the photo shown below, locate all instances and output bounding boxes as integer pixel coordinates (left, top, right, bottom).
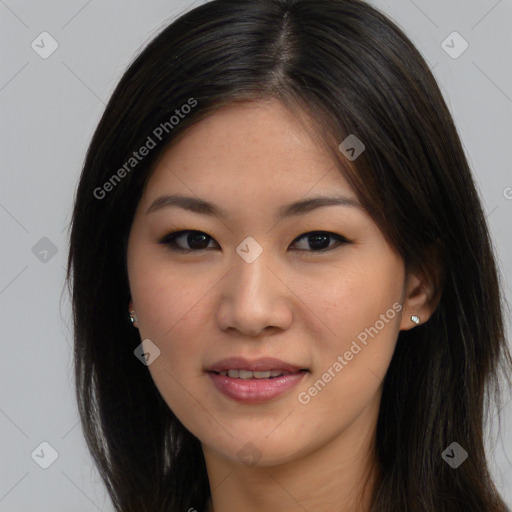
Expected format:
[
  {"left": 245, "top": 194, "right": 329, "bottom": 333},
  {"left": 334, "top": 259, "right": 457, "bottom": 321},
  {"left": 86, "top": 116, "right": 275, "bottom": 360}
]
[{"left": 206, "top": 356, "right": 309, "bottom": 404}]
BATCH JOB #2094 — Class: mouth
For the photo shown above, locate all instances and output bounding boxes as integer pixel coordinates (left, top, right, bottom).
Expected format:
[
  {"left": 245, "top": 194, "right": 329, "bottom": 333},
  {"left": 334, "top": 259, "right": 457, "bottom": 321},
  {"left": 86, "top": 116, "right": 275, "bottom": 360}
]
[
  {"left": 206, "top": 356, "right": 308, "bottom": 374},
  {"left": 206, "top": 356, "right": 309, "bottom": 404},
  {"left": 210, "top": 369, "right": 306, "bottom": 379}
]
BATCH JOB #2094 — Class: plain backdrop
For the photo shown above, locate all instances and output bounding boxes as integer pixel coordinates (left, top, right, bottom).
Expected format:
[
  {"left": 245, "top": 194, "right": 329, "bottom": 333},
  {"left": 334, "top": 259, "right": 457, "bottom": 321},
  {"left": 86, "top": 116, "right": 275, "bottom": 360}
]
[{"left": 0, "top": 0, "right": 511, "bottom": 510}]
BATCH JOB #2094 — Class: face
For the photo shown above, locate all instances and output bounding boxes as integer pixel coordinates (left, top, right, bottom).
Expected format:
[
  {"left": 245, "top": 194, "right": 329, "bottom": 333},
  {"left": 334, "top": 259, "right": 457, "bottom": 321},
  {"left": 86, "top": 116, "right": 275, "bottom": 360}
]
[{"left": 126, "top": 99, "right": 415, "bottom": 468}]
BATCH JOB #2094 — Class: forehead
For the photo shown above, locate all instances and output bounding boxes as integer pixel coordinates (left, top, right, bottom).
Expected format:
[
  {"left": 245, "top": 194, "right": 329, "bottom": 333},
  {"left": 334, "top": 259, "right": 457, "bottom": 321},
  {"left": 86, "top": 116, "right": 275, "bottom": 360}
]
[{"left": 140, "top": 100, "right": 355, "bottom": 212}]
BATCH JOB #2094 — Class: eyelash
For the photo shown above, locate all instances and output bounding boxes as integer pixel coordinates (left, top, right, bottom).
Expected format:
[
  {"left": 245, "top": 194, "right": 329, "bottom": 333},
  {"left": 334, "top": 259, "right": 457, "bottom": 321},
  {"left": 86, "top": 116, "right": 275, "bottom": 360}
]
[{"left": 158, "top": 230, "right": 351, "bottom": 254}]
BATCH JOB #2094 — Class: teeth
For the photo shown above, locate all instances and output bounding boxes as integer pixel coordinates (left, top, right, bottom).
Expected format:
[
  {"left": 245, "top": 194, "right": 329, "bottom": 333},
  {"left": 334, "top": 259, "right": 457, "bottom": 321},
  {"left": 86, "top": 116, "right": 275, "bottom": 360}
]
[
  {"left": 217, "top": 369, "right": 289, "bottom": 379},
  {"left": 253, "top": 371, "right": 271, "bottom": 378}
]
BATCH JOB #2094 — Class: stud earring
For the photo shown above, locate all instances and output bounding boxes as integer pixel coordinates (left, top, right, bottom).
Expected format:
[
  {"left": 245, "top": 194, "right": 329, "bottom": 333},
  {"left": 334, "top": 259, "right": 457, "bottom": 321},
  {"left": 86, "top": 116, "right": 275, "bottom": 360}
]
[
  {"left": 411, "top": 315, "right": 420, "bottom": 325},
  {"left": 129, "top": 310, "right": 138, "bottom": 327}
]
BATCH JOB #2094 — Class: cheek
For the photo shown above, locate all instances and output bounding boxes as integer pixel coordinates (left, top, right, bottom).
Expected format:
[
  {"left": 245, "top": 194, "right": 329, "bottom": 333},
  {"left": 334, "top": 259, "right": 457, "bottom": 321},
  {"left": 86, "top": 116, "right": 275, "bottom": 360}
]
[
  {"left": 299, "top": 252, "right": 404, "bottom": 347},
  {"left": 129, "top": 244, "right": 213, "bottom": 343},
  {"left": 293, "top": 298, "right": 401, "bottom": 447},
  {"left": 129, "top": 265, "right": 213, "bottom": 430},
  {"left": 296, "top": 250, "right": 403, "bottom": 411}
]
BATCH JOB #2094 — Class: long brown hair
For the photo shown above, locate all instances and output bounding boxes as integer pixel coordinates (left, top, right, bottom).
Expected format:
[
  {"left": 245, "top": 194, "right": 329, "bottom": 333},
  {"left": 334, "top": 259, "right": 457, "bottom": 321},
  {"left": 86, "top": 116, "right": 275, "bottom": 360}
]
[{"left": 66, "top": 0, "right": 512, "bottom": 510}]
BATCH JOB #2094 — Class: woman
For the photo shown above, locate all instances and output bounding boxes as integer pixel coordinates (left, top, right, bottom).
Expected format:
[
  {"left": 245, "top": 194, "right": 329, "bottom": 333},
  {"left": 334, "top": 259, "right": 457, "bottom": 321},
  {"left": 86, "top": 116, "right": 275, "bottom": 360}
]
[{"left": 66, "top": 0, "right": 512, "bottom": 510}]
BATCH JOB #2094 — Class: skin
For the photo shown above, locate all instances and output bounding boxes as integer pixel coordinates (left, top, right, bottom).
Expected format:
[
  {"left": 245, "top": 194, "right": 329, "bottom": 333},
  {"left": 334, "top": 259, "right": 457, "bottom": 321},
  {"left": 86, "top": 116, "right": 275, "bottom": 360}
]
[{"left": 126, "top": 99, "right": 437, "bottom": 512}]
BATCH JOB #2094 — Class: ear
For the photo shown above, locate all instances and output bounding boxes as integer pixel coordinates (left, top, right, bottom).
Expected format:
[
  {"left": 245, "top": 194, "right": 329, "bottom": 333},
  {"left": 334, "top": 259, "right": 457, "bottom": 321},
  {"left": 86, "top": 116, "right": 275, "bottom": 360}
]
[{"left": 399, "top": 266, "right": 441, "bottom": 331}]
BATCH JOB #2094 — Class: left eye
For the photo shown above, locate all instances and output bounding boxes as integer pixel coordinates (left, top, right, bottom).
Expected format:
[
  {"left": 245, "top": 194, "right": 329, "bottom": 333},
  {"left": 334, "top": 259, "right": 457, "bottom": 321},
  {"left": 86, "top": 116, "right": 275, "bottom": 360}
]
[
  {"left": 291, "top": 231, "right": 350, "bottom": 252},
  {"left": 158, "top": 230, "right": 350, "bottom": 253}
]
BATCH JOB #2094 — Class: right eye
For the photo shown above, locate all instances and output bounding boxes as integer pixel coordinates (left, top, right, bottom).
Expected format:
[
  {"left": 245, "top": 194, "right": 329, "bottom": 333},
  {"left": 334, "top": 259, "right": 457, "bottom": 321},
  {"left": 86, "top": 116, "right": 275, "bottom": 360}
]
[{"left": 158, "top": 230, "right": 219, "bottom": 253}]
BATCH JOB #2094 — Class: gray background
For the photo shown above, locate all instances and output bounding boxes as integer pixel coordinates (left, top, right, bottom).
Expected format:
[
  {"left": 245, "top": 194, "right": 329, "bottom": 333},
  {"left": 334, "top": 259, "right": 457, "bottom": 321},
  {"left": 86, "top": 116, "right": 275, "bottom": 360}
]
[{"left": 1, "top": 0, "right": 511, "bottom": 510}]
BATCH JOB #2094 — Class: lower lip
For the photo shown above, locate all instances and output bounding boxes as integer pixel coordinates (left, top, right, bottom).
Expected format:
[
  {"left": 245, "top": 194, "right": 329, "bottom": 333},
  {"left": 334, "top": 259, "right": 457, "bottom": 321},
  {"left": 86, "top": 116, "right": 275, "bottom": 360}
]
[{"left": 207, "top": 371, "right": 307, "bottom": 404}]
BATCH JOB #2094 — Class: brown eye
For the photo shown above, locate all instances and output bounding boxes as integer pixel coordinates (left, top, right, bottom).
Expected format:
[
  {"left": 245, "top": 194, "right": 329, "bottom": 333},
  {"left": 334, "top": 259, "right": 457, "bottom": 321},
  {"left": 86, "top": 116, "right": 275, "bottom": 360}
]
[
  {"left": 290, "top": 231, "right": 350, "bottom": 252},
  {"left": 159, "top": 230, "right": 218, "bottom": 252}
]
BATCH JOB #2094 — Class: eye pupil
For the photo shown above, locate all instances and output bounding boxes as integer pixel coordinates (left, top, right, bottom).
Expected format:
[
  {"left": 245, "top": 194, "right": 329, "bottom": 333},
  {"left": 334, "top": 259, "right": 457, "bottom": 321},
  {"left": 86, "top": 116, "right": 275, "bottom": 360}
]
[
  {"left": 308, "top": 233, "right": 330, "bottom": 250},
  {"left": 187, "top": 232, "right": 209, "bottom": 249}
]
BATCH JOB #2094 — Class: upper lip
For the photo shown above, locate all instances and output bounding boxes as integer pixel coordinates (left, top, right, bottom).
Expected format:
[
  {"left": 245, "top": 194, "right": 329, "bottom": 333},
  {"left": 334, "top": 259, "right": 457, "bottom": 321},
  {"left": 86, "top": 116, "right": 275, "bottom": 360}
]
[{"left": 206, "top": 357, "right": 306, "bottom": 373}]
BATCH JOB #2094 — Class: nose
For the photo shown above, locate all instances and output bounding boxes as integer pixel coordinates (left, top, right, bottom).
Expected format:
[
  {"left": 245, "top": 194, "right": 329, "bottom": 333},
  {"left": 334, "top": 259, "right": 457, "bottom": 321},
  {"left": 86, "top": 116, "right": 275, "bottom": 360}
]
[{"left": 216, "top": 250, "right": 293, "bottom": 338}]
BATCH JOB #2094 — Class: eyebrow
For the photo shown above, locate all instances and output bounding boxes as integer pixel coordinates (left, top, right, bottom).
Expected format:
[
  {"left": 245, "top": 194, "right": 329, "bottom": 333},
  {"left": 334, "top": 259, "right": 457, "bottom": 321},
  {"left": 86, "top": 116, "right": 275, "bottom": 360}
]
[{"left": 145, "top": 193, "right": 362, "bottom": 219}]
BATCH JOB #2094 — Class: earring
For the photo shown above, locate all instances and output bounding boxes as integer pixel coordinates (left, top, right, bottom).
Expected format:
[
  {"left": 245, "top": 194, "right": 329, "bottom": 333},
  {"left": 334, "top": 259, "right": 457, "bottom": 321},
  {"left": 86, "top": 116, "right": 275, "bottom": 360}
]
[
  {"left": 129, "top": 310, "right": 138, "bottom": 326},
  {"left": 411, "top": 315, "right": 420, "bottom": 325}
]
